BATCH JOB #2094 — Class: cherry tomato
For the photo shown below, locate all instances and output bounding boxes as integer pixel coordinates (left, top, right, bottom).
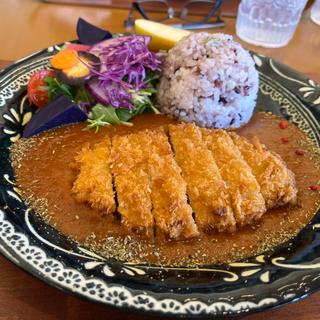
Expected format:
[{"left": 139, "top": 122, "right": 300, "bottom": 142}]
[{"left": 27, "top": 69, "right": 55, "bottom": 108}]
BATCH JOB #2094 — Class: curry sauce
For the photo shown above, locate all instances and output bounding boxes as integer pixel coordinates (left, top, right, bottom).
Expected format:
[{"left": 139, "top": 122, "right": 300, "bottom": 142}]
[{"left": 11, "top": 112, "right": 320, "bottom": 266}]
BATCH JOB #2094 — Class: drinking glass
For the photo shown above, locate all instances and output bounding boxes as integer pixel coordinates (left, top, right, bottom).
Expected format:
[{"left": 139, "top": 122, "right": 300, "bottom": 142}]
[
  {"left": 311, "top": 0, "right": 320, "bottom": 25},
  {"left": 236, "top": 0, "right": 308, "bottom": 48}
]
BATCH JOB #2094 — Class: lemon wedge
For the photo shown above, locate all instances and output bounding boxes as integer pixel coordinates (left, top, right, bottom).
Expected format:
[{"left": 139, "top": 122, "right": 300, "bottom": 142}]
[{"left": 134, "top": 19, "right": 191, "bottom": 51}]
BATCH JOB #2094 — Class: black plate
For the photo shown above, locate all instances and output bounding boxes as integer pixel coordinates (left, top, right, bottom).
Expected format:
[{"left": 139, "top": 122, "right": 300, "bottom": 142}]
[{"left": 0, "top": 43, "right": 320, "bottom": 318}]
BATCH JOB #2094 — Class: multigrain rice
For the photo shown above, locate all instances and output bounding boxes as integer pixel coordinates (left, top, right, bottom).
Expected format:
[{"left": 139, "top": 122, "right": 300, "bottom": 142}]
[{"left": 157, "top": 32, "right": 259, "bottom": 128}]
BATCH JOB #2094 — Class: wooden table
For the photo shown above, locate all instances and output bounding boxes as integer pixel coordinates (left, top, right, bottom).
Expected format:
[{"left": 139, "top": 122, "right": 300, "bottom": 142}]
[
  {"left": 1, "top": 0, "right": 319, "bottom": 81},
  {"left": 0, "top": 1, "right": 320, "bottom": 319}
]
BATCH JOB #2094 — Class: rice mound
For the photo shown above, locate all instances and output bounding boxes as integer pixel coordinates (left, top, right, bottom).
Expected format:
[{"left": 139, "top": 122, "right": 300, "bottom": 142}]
[{"left": 157, "top": 32, "right": 259, "bottom": 128}]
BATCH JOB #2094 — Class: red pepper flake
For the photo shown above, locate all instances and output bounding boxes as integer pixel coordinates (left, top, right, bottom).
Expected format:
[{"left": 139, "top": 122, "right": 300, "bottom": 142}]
[
  {"left": 281, "top": 136, "right": 289, "bottom": 143},
  {"left": 310, "top": 185, "right": 318, "bottom": 191},
  {"left": 279, "top": 121, "right": 288, "bottom": 129},
  {"left": 295, "top": 149, "right": 304, "bottom": 156}
]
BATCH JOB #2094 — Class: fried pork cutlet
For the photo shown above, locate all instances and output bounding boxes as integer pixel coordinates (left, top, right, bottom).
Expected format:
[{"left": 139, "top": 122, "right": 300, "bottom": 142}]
[
  {"left": 147, "top": 128, "right": 199, "bottom": 240},
  {"left": 168, "top": 123, "right": 236, "bottom": 232},
  {"left": 111, "top": 132, "right": 154, "bottom": 238},
  {"left": 230, "top": 133, "right": 297, "bottom": 209},
  {"left": 71, "top": 123, "right": 297, "bottom": 239},
  {"left": 202, "top": 129, "right": 266, "bottom": 225},
  {"left": 71, "top": 137, "right": 115, "bottom": 214}
]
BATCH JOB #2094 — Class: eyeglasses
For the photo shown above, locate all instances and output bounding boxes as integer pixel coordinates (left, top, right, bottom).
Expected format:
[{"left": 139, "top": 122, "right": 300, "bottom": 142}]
[{"left": 124, "top": 0, "right": 225, "bottom": 30}]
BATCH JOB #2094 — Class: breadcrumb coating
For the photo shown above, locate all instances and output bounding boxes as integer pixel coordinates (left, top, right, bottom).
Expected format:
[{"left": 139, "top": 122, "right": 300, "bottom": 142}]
[
  {"left": 169, "top": 123, "right": 236, "bottom": 232},
  {"left": 202, "top": 129, "right": 266, "bottom": 225},
  {"left": 71, "top": 124, "right": 297, "bottom": 238},
  {"left": 147, "top": 128, "right": 199, "bottom": 240},
  {"left": 111, "top": 132, "right": 154, "bottom": 238},
  {"left": 71, "top": 137, "right": 115, "bottom": 214},
  {"left": 230, "top": 133, "right": 297, "bottom": 208}
]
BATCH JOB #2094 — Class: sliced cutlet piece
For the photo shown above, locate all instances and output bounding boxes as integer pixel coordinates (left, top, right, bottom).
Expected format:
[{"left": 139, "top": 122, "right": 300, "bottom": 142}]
[
  {"left": 230, "top": 133, "right": 297, "bottom": 208},
  {"left": 147, "top": 128, "right": 199, "bottom": 240},
  {"left": 168, "top": 123, "right": 236, "bottom": 232},
  {"left": 202, "top": 129, "right": 266, "bottom": 225},
  {"left": 111, "top": 132, "right": 154, "bottom": 238},
  {"left": 71, "top": 137, "right": 115, "bottom": 214}
]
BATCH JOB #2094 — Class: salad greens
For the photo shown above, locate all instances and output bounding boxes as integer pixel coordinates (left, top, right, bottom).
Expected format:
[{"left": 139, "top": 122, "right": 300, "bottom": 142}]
[
  {"left": 43, "top": 76, "right": 94, "bottom": 108},
  {"left": 87, "top": 35, "right": 161, "bottom": 110},
  {"left": 74, "top": 85, "right": 95, "bottom": 106},
  {"left": 84, "top": 35, "right": 162, "bottom": 129},
  {"left": 28, "top": 33, "right": 163, "bottom": 132},
  {"left": 42, "top": 73, "right": 160, "bottom": 130},
  {"left": 86, "top": 104, "right": 132, "bottom": 132},
  {"left": 43, "top": 76, "right": 74, "bottom": 101},
  {"left": 86, "top": 85, "right": 160, "bottom": 130}
]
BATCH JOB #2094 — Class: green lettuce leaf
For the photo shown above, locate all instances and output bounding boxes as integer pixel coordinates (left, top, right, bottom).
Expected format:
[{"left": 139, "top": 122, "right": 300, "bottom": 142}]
[{"left": 86, "top": 104, "right": 133, "bottom": 132}]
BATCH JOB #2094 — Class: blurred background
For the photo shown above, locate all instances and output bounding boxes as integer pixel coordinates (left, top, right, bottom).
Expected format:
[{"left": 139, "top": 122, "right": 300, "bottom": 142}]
[
  {"left": 0, "top": 0, "right": 319, "bottom": 82},
  {"left": 41, "top": 0, "right": 241, "bottom": 16}
]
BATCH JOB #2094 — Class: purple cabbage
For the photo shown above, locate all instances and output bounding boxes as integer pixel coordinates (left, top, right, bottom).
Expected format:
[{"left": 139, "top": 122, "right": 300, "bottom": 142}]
[{"left": 87, "top": 36, "right": 162, "bottom": 110}]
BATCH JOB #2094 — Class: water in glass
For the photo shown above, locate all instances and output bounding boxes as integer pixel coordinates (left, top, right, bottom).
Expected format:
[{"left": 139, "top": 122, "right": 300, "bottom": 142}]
[{"left": 236, "top": 0, "right": 308, "bottom": 48}]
